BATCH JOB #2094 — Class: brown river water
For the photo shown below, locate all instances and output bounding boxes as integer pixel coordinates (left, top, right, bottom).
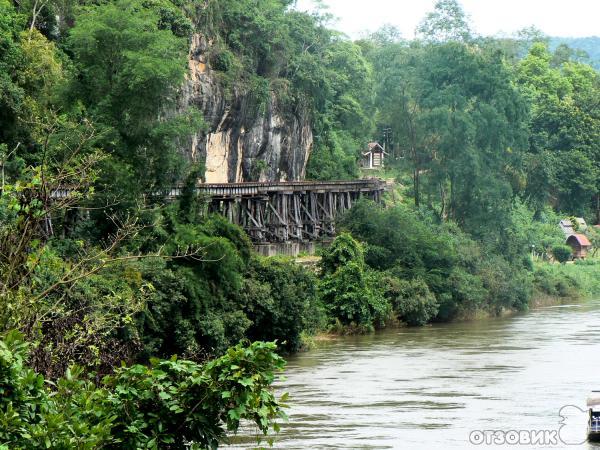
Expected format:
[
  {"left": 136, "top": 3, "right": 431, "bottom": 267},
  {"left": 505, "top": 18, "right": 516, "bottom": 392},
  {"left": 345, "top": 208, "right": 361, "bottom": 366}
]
[{"left": 230, "top": 300, "right": 600, "bottom": 449}]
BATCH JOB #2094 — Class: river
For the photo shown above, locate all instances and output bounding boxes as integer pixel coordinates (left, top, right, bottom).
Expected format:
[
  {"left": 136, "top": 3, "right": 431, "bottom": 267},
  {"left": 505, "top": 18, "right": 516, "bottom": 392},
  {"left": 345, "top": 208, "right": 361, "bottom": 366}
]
[{"left": 233, "top": 300, "right": 600, "bottom": 449}]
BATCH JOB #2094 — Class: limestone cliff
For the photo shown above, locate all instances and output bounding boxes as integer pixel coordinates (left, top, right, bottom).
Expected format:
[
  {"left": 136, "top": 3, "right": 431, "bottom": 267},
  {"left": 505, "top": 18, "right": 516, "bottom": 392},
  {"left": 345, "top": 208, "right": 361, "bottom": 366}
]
[{"left": 180, "top": 34, "right": 313, "bottom": 183}]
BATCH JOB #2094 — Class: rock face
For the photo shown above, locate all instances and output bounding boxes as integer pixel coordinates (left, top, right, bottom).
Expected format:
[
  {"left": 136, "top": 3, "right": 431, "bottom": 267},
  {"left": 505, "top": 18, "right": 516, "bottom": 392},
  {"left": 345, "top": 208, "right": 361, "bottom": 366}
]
[{"left": 180, "top": 34, "right": 313, "bottom": 183}]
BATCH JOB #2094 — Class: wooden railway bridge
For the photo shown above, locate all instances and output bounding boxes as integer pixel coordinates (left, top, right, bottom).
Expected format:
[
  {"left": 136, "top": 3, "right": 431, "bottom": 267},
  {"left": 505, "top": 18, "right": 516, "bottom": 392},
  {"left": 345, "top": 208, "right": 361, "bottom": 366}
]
[
  {"left": 169, "top": 179, "right": 386, "bottom": 244},
  {"left": 51, "top": 179, "right": 386, "bottom": 252}
]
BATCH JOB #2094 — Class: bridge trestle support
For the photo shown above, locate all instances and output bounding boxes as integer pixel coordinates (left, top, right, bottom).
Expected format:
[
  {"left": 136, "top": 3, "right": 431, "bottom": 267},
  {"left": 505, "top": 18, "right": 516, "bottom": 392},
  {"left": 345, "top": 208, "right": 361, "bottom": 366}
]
[{"left": 201, "top": 180, "right": 384, "bottom": 244}]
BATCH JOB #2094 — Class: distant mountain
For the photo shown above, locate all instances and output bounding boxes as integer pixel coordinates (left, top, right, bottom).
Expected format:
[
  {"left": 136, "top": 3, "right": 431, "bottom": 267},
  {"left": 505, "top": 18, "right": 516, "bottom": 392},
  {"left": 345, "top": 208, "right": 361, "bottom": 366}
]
[{"left": 549, "top": 36, "right": 600, "bottom": 69}]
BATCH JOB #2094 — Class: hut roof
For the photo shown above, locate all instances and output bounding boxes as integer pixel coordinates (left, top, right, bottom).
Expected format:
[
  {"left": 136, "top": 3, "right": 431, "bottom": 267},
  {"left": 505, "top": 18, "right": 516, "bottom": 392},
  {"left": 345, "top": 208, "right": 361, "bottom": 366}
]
[
  {"left": 567, "top": 234, "right": 591, "bottom": 247},
  {"left": 368, "top": 142, "right": 384, "bottom": 151},
  {"left": 363, "top": 142, "right": 388, "bottom": 156},
  {"left": 559, "top": 218, "right": 588, "bottom": 236}
]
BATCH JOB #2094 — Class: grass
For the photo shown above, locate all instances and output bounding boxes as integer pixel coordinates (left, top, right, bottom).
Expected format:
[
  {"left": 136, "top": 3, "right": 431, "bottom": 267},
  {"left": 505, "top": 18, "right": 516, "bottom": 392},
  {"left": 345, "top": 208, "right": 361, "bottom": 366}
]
[{"left": 533, "top": 258, "right": 600, "bottom": 301}]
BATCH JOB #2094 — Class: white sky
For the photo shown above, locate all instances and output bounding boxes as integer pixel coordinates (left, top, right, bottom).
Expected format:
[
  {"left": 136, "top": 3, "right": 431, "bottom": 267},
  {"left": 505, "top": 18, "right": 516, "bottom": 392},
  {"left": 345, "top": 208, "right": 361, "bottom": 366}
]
[{"left": 294, "top": 0, "right": 600, "bottom": 39}]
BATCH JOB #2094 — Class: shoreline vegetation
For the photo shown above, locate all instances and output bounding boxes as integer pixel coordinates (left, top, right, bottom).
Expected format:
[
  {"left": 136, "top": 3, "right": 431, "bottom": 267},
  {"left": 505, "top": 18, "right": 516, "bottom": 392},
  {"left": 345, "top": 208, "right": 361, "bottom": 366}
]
[
  {"left": 305, "top": 262, "right": 600, "bottom": 349},
  {"left": 298, "top": 249, "right": 600, "bottom": 346},
  {"left": 296, "top": 198, "right": 600, "bottom": 341},
  {"left": 0, "top": 0, "right": 599, "bottom": 447}
]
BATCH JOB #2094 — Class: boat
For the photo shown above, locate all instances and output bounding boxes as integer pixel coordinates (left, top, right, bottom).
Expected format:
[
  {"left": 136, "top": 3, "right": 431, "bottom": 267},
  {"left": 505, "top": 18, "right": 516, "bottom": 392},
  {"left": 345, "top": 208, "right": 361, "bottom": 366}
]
[{"left": 587, "top": 393, "right": 600, "bottom": 441}]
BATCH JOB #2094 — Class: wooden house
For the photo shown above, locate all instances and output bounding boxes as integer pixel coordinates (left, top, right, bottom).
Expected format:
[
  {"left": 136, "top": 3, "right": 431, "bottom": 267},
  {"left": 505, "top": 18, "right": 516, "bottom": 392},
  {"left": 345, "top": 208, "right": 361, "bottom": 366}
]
[
  {"left": 361, "top": 142, "right": 388, "bottom": 170},
  {"left": 566, "top": 234, "right": 592, "bottom": 259}
]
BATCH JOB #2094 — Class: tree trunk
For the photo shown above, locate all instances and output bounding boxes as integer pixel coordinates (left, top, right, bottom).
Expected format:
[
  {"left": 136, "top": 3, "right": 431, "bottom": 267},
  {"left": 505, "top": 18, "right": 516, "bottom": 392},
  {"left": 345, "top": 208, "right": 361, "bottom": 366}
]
[
  {"left": 439, "top": 182, "right": 447, "bottom": 221},
  {"left": 413, "top": 167, "right": 420, "bottom": 207}
]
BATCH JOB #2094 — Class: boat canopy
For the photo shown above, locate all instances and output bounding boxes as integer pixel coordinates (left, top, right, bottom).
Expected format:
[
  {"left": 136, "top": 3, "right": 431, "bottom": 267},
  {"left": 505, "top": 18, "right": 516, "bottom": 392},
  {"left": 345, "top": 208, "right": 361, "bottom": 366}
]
[{"left": 587, "top": 394, "right": 600, "bottom": 408}]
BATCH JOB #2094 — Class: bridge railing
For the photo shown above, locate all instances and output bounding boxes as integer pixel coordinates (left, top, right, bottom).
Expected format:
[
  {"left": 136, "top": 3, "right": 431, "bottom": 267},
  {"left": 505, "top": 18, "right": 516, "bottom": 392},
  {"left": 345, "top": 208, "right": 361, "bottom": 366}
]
[{"left": 167, "top": 179, "right": 385, "bottom": 199}]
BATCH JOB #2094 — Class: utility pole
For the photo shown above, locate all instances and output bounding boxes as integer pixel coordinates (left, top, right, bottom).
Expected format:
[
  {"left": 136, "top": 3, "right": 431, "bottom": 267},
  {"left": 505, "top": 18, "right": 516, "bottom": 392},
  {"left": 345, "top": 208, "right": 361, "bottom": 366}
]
[{"left": 382, "top": 127, "right": 393, "bottom": 157}]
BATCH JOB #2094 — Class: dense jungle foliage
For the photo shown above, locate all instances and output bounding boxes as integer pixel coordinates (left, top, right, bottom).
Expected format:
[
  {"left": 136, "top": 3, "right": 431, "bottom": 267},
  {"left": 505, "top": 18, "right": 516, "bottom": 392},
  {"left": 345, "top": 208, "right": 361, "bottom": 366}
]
[{"left": 0, "top": 0, "right": 599, "bottom": 446}]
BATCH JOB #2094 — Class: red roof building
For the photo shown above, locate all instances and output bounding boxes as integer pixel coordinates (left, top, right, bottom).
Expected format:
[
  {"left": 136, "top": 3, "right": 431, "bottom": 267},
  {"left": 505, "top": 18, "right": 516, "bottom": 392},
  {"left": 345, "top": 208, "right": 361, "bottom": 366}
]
[{"left": 566, "top": 234, "right": 592, "bottom": 259}]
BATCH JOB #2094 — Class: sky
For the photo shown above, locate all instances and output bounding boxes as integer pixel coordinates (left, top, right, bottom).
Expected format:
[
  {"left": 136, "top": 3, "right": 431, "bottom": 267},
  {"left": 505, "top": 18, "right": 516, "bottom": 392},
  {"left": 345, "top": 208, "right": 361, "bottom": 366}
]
[{"left": 294, "top": 0, "right": 600, "bottom": 39}]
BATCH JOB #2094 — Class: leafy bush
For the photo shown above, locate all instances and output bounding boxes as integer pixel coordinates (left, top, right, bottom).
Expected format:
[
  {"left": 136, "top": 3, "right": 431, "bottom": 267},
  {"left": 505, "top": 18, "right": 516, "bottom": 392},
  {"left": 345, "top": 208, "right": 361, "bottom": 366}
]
[
  {"left": 320, "top": 232, "right": 366, "bottom": 275},
  {"left": 533, "top": 263, "right": 600, "bottom": 299},
  {"left": 338, "top": 200, "right": 558, "bottom": 321},
  {"left": 339, "top": 200, "right": 480, "bottom": 321},
  {"left": 133, "top": 209, "right": 325, "bottom": 357},
  {"left": 384, "top": 277, "right": 438, "bottom": 326},
  {"left": 339, "top": 199, "right": 458, "bottom": 277},
  {"left": 476, "top": 256, "right": 532, "bottom": 313},
  {"left": 105, "top": 341, "right": 286, "bottom": 449},
  {"left": 533, "top": 266, "right": 580, "bottom": 298},
  {"left": 319, "top": 234, "right": 390, "bottom": 330},
  {"left": 240, "top": 256, "right": 323, "bottom": 352},
  {"left": 320, "top": 262, "right": 389, "bottom": 330},
  {"left": 438, "top": 267, "right": 487, "bottom": 320},
  {"left": 575, "top": 258, "right": 599, "bottom": 266},
  {"left": 552, "top": 245, "right": 573, "bottom": 263},
  {"left": 133, "top": 212, "right": 254, "bottom": 358},
  {"left": 0, "top": 332, "right": 286, "bottom": 449},
  {"left": 211, "top": 48, "right": 236, "bottom": 72},
  {"left": 505, "top": 202, "right": 565, "bottom": 260}
]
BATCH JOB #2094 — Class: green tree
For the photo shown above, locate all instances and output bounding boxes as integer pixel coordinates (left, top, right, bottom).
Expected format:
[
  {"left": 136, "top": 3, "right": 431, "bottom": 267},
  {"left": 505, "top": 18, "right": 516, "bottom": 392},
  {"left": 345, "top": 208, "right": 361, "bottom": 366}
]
[
  {"left": 361, "top": 35, "right": 417, "bottom": 200},
  {"left": 320, "top": 232, "right": 366, "bottom": 274},
  {"left": 305, "top": 39, "right": 375, "bottom": 180},
  {"left": 0, "top": 1, "right": 67, "bottom": 151},
  {"left": 517, "top": 43, "right": 600, "bottom": 218},
  {"left": 364, "top": 35, "right": 529, "bottom": 233},
  {"left": 319, "top": 233, "right": 389, "bottom": 329},
  {"left": 339, "top": 199, "right": 533, "bottom": 321},
  {"left": 416, "top": 0, "right": 472, "bottom": 43},
  {"left": 413, "top": 42, "right": 528, "bottom": 235},
  {"left": 241, "top": 256, "right": 322, "bottom": 352},
  {"left": 66, "top": 0, "right": 200, "bottom": 199}
]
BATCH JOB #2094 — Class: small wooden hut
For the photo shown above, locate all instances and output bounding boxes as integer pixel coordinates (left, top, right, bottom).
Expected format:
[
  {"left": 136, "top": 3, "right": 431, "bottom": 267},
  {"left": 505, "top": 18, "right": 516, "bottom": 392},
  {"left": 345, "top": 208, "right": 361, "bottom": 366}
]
[
  {"left": 362, "top": 142, "right": 388, "bottom": 170},
  {"left": 566, "top": 234, "right": 592, "bottom": 259}
]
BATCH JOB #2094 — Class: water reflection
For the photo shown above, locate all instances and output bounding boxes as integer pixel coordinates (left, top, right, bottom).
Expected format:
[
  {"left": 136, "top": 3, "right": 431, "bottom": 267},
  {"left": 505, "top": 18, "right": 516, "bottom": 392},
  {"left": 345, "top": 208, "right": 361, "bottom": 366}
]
[{"left": 231, "top": 300, "right": 600, "bottom": 449}]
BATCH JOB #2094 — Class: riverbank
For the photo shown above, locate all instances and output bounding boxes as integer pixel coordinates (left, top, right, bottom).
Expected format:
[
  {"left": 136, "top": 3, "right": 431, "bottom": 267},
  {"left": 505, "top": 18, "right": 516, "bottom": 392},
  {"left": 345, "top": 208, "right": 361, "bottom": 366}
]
[
  {"left": 532, "top": 260, "right": 600, "bottom": 303},
  {"left": 301, "top": 260, "right": 600, "bottom": 349},
  {"left": 530, "top": 291, "right": 572, "bottom": 308}
]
